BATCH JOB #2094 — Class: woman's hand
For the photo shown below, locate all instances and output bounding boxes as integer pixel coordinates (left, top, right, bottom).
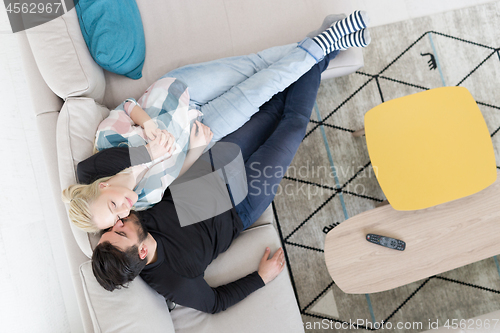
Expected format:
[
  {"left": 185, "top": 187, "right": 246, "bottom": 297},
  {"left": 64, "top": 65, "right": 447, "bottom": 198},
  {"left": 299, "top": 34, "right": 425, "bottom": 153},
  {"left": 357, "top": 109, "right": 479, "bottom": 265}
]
[
  {"left": 189, "top": 120, "right": 213, "bottom": 150},
  {"left": 145, "top": 130, "right": 176, "bottom": 160},
  {"left": 257, "top": 247, "right": 285, "bottom": 284},
  {"left": 143, "top": 119, "right": 161, "bottom": 141}
]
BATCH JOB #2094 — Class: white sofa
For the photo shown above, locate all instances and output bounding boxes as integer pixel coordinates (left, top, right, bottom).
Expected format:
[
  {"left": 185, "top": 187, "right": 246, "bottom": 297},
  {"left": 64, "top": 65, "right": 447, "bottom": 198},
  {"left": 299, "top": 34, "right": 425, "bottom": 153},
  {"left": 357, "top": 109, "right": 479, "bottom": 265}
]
[{"left": 17, "top": 0, "right": 363, "bottom": 332}]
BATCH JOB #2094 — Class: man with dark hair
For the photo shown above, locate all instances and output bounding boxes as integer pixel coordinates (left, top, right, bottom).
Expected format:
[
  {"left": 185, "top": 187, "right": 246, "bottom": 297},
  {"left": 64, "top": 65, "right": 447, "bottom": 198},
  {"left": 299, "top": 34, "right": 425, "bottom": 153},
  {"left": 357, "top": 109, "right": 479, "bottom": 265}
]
[
  {"left": 84, "top": 49, "right": 339, "bottom": 314},
  {"left": 92, "top": 212, "right": 149, "bottom": 292}
]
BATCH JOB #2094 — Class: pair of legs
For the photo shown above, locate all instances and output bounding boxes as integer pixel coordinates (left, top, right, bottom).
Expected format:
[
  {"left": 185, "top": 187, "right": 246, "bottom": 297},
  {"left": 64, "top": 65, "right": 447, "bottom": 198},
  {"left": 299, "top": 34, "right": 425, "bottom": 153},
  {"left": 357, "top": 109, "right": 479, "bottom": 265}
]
[
  {"left": 163, "top": 38, "right": 324, "bottom": 141},
  {"left": 218, "top": 50, "right": 339, "bottom": 229},
  {"left": 163, "top": 11, "right": 369, "bottom": 142}
]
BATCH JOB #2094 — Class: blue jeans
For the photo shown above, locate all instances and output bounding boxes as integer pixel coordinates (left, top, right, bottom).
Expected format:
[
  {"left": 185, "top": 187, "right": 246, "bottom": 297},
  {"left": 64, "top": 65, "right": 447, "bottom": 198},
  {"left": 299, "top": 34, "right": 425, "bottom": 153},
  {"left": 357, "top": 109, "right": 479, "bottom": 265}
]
[
  {"left": 163, "top": 38, "right": 324, "bottom": 141},
  {"left": 219, "top": 50, "right": 339, "bottom": 229}
]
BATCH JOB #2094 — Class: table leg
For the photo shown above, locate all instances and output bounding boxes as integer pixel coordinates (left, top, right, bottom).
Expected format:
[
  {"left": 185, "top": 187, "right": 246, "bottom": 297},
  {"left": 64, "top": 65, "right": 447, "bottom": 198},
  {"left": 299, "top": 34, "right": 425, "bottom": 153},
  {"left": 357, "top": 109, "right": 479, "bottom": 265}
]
[
  {"left": 375, "top": 200, "right": 389, "bottom": 208},
  {"left": 352, "top": 128, "right": 365, "bottom": 137}
]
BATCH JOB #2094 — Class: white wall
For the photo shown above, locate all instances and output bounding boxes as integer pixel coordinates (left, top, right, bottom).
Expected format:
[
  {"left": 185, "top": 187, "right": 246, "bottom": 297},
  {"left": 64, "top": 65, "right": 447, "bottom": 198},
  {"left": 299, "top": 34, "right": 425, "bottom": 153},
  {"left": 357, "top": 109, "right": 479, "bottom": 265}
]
[{"left": 0, "top": 5, "right": 81, "bottom": 333}]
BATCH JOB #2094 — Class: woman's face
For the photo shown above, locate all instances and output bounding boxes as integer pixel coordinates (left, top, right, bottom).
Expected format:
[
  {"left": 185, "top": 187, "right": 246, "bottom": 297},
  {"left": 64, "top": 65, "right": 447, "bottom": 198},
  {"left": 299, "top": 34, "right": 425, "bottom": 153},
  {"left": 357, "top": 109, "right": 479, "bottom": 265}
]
[{"left": 90, "top": 183, "right": 138, "bottom": 230}]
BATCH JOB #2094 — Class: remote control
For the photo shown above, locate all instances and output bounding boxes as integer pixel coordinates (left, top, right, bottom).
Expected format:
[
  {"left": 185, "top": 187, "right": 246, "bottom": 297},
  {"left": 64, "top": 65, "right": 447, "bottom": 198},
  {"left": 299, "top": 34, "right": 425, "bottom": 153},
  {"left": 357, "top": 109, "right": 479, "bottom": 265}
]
[{"left": 366, "top": 234, "right": 405, "bottom": 251}]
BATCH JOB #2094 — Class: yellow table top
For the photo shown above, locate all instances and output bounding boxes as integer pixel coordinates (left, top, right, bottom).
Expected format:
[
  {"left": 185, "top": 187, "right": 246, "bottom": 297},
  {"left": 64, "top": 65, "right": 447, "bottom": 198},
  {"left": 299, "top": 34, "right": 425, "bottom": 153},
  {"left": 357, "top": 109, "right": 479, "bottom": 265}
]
[{"left": 364, "top": 87, "right": 496, "bottom": 210}]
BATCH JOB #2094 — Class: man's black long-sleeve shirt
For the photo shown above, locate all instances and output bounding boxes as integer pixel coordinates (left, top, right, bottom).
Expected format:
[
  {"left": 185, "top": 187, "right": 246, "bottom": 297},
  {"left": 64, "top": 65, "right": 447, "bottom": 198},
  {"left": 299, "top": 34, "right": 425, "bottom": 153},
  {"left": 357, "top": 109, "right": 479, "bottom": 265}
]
[{"left": 77, "top": 146, "right": 265, "bottom": 313}]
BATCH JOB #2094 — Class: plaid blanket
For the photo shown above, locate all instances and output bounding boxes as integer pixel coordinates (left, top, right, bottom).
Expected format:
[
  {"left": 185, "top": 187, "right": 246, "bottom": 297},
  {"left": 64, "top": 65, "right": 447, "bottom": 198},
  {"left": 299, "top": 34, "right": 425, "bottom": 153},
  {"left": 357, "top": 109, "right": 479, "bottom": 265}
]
[{"left": 95, "top": 77, "right": 200, "bottom": 210}]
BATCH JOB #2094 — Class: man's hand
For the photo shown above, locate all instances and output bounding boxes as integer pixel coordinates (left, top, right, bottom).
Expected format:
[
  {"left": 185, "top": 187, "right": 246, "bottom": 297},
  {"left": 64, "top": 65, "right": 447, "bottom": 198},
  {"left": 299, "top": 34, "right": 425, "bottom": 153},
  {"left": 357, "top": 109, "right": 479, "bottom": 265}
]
[
  {"left": 189, "top": 120, "right": 213, "bottom": 150},
  {"left": 145, "top": 130, "right": 176, "bottom": 160},
  {"left": 257, "top": 247, "right": 285, "bottom": 284},
  {"left": 143, "top": 119, "right": 160, "bottom": 141},
  {"left": 177, "top": 121, "right": 213, "bottom": 178}
]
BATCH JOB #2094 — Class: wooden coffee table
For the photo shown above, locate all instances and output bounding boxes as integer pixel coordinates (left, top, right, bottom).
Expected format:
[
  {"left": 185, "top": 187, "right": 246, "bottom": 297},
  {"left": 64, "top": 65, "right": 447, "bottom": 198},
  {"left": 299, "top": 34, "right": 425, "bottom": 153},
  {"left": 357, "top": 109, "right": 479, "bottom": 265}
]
[{"left": 324, "top": 170, "right": 500, "bottom": 294}]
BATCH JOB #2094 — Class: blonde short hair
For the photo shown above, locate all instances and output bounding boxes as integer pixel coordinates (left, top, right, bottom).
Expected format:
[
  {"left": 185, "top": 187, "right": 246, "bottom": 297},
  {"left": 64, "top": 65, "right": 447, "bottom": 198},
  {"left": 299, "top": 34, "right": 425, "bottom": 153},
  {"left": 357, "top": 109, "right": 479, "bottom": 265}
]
[{"left": 61, "top": 176, "right": 112, "bottom": 233}]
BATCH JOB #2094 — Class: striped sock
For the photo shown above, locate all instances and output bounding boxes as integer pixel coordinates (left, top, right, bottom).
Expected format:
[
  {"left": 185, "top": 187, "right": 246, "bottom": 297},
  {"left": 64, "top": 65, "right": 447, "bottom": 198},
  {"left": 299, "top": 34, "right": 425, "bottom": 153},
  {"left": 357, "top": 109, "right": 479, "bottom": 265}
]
[
  {"left": 332, "top": 29, "right": 371, "bottom": 51},
  {"left": 313, "top": 10, "right": 370, "bottom": 55}
]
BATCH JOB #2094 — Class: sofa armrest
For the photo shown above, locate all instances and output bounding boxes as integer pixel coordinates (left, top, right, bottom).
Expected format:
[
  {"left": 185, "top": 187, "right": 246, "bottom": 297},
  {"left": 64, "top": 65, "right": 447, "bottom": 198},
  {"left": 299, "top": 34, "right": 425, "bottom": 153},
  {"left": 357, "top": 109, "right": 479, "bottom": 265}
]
[
  {"left": 36, "top": 112, "right": 93, "bottom": 332},
  {"left": 322, "top": 48, "right": 364, "bottom": 80}
]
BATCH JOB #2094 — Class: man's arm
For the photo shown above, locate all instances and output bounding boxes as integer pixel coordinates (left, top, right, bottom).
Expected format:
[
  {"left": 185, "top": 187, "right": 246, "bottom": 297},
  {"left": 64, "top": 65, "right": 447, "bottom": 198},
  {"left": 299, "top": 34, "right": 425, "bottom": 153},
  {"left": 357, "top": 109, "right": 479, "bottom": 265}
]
[
  {"left": 178, "top": 120, "right": 213, "bottom": 177},
  {"left": 149, "top": 270, "right": 265, "bottom": 314},
  {"left": 142, "top": 247, "right": 285, "bottom": 314},
  {"left": 77, "top": 132, "right": 176, "bottom": 184},
  {"left": 190, "top": 248, "right": 284, "bottom": 313},
  {"left": 77, "top": 146, "right": 151, "bottom": 184}
]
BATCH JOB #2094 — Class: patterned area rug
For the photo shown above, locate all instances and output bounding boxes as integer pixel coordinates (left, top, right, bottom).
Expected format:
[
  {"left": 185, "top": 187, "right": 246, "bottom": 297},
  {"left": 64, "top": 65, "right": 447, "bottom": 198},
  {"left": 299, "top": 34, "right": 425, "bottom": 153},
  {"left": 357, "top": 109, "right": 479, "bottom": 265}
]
[{"left": 273, "top": 2, "right": 500, "bottom": 332}]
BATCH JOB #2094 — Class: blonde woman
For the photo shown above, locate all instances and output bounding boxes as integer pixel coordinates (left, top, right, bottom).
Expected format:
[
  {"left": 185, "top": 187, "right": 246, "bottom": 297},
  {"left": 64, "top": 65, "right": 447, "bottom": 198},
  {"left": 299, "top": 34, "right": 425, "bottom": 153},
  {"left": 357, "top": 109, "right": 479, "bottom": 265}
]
[{"left": 63, "top": 119, "right": 213, "bottom": 231}]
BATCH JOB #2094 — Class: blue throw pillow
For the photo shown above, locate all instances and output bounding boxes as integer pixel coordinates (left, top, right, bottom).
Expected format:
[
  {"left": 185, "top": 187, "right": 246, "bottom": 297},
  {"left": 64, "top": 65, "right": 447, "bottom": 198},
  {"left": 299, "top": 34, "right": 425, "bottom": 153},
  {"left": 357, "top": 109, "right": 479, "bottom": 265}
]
[{"left": 76, "top": 0, "right": 146, "bottom": 79}]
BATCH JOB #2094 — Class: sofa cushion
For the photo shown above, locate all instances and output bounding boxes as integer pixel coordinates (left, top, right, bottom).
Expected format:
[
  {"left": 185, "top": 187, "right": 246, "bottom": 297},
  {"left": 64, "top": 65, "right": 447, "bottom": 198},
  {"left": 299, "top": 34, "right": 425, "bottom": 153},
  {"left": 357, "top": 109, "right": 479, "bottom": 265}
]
[
  {"left": 171, "top": 224, "right": 304, "bottom": 333},
  {"left": 76, "top": 0, "right": 146, "bottom": 79},
  {"left": 80, "top": 261, "right": 174, "bottom": 333},
  {"left": 25, "top": 9, "right": 105, "bottom": 102},
  {"left": 57, "top": 97, "right": 110, "bottom": 257}
]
